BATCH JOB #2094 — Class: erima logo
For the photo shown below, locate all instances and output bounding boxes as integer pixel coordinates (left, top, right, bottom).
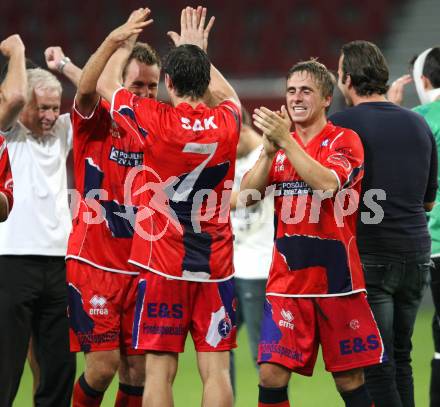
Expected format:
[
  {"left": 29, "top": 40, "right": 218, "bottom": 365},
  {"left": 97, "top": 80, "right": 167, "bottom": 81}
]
[
  {"left": 275, "top": 153, "right": 286, "bottom": 172},
  {"left": 89, "top": 295, "right": 109, "bottom": 316},
  {"left": 279, "top": 309, "right": 295, "bottom": 330},
  {"left": 321, "top": 138, "right": 329, "bottom": 147},
  {"left": 276, "top": 153, "right": 286, "bottom": 164}
]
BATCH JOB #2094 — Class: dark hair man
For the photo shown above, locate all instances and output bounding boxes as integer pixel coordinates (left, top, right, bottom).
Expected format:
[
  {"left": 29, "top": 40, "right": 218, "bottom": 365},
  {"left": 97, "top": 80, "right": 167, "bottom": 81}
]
[
  {"left": 95, "top": 6, "right": 241, "bottom": 407},
  {"left": 331, "top": 40, "right": 438, "bottom": 407},
  {"left": 242, "top": 59, "right": 383, "bottom": 407}
]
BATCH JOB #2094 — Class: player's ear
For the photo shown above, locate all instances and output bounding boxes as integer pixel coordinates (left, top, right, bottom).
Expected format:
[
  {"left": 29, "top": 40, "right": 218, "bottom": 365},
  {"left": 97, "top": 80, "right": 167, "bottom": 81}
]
[
  {"left": 345, "top": 73, "right": 353, "bottom": 89},
  {"left": 324, "top": 95, "right": 332, "bottom": 109},
  {"left": 165, "top": 73, "right": 173, "bottom": 91},
  {"left": 421, "top": 75, "right": 433, "bottom": 91}
]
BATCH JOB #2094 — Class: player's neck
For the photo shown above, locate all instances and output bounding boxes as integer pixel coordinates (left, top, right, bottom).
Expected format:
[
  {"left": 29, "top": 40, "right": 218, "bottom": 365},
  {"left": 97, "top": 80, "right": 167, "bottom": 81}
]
[
  {"left": 351, "top": 92, "right": 387, "bottom": 106},
  {"left": 294, "top": 115, "right": 327, "bottom": 145},
  {"left": 173, "top": 95, "right": 203, "bottom": 109}
]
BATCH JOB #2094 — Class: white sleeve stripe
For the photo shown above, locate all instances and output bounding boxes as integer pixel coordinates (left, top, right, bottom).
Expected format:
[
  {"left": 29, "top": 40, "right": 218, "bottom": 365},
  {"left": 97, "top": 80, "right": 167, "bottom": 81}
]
[
  {"left": 73, "top": 96, "right": 101, "bottom": 120},
  {"left": 110, "top": 87, "right": 125, "bottom": 120},
  {"left": 329, "top": 131, "right": 344, "bottom": 150}
]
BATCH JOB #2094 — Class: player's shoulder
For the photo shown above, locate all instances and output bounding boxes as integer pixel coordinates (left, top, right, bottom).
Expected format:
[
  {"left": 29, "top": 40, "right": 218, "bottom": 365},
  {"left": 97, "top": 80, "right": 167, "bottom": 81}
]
[{"left": 327, "top": 121, "right": 362, "bottom": 144}]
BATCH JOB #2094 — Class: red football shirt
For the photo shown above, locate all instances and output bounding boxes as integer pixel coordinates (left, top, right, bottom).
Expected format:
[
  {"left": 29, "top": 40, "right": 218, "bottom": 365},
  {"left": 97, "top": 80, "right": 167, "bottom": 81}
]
[
  {"left": 67, "top": 99, "right": 144, "bottom": 274},
  {"left": 0, "top": 136, "right": 13, "bottom": 214},
  {"left": 265, "top": 122, "right": 365, "bottom": 297},
  {"left": 111, "top": 88, "right": 241, "bottom": 281}
]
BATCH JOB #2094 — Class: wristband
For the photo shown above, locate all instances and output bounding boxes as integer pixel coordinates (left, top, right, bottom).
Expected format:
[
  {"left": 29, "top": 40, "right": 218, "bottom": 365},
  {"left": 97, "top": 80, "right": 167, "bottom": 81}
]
[{"left": 57, "top": 56, "right": 71, "bottom": 73}]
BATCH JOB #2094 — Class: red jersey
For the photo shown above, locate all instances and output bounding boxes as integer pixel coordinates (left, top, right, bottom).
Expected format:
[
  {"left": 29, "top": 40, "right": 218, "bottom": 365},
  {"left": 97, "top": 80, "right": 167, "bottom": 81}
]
[
  {"left": 67, "top": 99, "right": 144, "bottom": 274},
  {"left": 265, "top": 122, "right": 365, "bottom": 297},
  {"left": 0, "top": 136, "right": 13, "bottom": 214},
  {"left": 110, "top": 88, "right": 241, "bottom": 281}
]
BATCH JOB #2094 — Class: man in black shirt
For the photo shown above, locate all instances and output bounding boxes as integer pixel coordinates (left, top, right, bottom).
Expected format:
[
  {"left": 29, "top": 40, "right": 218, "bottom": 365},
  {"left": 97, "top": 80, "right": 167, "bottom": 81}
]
[{"left": 330, "top": 40, "right": 438, "bottom": 407}]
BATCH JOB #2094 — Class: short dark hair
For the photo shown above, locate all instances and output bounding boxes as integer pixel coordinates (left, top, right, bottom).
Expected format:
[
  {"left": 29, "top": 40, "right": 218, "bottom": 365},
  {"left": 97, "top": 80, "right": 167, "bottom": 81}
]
[
  {"left": 422, "top": 48, "right": 440, "bottom": 88},
  {"left": 341, "top": 41, "right": 389, "bottom": 96},
  {"left": 122, "top": 42, "right": 161, "bottom": 80},
  {"left": 287, "top": 59, "right": 334, "bottom": 98},
  {"left": 163, "top": 44, "right": 210, "bottom": 99}
]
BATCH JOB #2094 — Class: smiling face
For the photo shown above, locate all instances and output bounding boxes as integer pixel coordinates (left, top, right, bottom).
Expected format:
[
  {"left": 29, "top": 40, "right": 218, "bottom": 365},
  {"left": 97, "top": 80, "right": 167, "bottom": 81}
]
[
  {"left": 286, "top": 70, "right": 331, "bottom": 127},
  {"left": 123, "top": 59, "right": 160, "bottom": 99},
  {"left": 20, "top": 87, "right": 61, "bottom": 136}
]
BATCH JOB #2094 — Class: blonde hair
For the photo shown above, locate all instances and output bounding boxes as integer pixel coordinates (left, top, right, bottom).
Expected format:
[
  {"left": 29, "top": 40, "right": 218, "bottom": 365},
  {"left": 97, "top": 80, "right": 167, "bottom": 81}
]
[{"left": 26, "top": 68, "right": 62, "bottom": 101}]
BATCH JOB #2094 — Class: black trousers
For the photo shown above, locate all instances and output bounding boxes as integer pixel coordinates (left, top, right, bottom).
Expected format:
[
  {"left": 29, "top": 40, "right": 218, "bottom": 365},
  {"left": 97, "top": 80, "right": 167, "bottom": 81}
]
[{"left": 0, "top": 255, "right": 76, "bottom": 407}]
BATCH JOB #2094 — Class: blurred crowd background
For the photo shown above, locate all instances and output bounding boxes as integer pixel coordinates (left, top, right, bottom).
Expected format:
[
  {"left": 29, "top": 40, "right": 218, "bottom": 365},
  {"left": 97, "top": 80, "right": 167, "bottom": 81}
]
[{"left": 3, "top": 0, "right": 435, "bottom": 114}]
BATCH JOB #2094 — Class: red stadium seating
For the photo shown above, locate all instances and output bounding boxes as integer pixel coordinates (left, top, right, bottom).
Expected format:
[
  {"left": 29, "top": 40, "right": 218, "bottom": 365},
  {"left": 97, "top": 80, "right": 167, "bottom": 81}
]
[{"left": 0, "top": 0, "right": 402, "bottom": 108}]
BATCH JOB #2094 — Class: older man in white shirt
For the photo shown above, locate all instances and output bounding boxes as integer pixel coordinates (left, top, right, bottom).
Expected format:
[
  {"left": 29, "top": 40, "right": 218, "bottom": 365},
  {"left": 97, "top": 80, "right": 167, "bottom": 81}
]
[{"left": 0, "top": 62, "right": 76, "bottom": 406}]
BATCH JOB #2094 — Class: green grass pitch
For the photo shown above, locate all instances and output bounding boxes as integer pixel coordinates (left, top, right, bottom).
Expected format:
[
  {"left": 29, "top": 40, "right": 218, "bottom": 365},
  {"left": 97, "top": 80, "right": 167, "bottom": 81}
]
[{"left": 14, "top": 307, "right": 433, "bottom": 406}]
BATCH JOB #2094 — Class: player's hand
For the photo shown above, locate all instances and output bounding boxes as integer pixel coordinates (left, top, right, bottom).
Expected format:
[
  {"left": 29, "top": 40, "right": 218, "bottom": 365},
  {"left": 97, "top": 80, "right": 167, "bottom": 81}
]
[
  {"left": 44, "top": 46, "right": 66, "bottom": 71},
  {"left": 0, "top": 34, "right": 25, "bottom": 58},
  {"left": 107, "top": 7, "right": 153, "bottom": 47},
  {"left": 387, "top": 74, "right": 412, "bottom": 105},
  {"left": 253, "top": 106, "right": 292, "bottom": 150},
  {"left": 167, "top": 6, "right": 215, "bottom": 52}
]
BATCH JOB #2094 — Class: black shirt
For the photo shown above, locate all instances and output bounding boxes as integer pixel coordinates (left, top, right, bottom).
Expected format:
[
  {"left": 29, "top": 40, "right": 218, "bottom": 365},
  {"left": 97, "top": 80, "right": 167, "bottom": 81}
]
[{"left": 330, "top": 101, "right": 438, "bottom": 254}]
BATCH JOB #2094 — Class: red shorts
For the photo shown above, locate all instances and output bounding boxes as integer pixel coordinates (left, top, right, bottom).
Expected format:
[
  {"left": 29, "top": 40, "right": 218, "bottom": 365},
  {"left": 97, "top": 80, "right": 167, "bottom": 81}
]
[
  {"left": 132, "top": 272, "right": 237, "bottom": 352},
  {"left": 258, "top": 293, "right": 385, "bottom": 375},
  {"left": 67, "top": 260, "right": 143, "bottom": 355}
]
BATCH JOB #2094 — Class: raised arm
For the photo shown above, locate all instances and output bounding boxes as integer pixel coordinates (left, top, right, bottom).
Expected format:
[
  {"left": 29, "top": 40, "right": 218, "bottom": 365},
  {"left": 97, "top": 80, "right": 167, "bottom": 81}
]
[
  {"left": 44, "top": 46, "right": 82, "bottom": 88},
  {"left": 0, "top": 35, "right": 27, "bottom": 132},
  {"left": 96, "top": 8, "right": 153, "bottom": 104},
  {"left": 168, "top": 7, "right": 240, "bottom": 108}
]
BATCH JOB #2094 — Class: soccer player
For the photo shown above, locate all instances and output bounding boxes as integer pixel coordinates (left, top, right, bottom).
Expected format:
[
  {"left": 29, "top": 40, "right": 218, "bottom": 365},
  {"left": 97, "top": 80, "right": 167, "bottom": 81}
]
[
  {"left": 388, "top": 46, "right": 440, "bottom": 407},
  {"left": 55, "top": 9, "right": 160, "bottom": 407},
  {"left": 331, "top": 40, "right": 437, "bottom": 407},
  {"left": 0, "top": 35, "right": 19, "bottom": 224},
  {"left": 242, "top": 60, "right": 383, "bottom": 407},
  {"left": 96, "top": 6, "right": 241, "bottom": 407}
]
